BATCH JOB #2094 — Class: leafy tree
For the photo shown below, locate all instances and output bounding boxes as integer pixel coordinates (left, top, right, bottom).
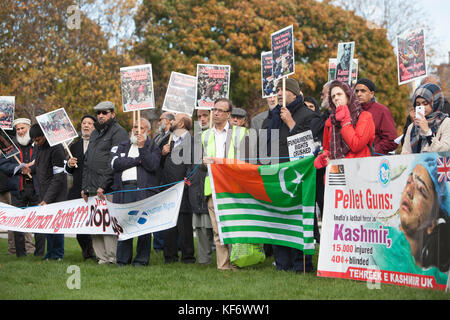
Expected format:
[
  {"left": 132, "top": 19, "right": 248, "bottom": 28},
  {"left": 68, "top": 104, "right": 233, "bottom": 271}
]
[
  {"left": 134, "top": 0, "right": 409, "bottom": 131},
  {"left": 0, "top": 0, "right": 138, "bottom": 130}
]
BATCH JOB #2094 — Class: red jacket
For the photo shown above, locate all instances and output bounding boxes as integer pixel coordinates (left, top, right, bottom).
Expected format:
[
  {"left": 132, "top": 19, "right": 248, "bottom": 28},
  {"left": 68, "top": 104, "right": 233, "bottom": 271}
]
[
  {"left": 323, "top": 111, "right": 375, "bottom": 159},
  {"left": 361, "top": 100, "right": 398, "bottom": 155}
]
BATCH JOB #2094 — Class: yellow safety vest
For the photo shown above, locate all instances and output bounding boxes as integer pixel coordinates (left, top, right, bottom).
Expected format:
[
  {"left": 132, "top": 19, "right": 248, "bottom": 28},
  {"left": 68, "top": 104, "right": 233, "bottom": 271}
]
[{"left": 202, "top": 125, "right": 247, "bottom": 196}]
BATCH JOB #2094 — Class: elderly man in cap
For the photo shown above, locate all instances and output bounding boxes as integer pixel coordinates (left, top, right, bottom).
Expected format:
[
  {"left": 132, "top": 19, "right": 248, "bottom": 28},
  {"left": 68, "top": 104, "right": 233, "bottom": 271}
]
[
  {"left": 229, "top": 107, "right": 247, "bottom": 127},
  {"left": 355, "top": 78, "right": 398, "bottom": 155},
  {"left": 261, "top": 78, "right": 319, "bottom": 273},
  {"left": 10, "top": 118, "right": 45, "bottom": 257},
  {"left": 82, "top": 101, "right": 128, "bottom": 264}
]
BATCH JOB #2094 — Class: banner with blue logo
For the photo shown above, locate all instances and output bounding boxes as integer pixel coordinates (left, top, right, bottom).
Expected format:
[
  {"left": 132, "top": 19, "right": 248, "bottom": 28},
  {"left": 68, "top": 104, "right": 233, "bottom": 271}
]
[
  {"left": 0, "top": 182, "right": 184, "bottom": 240},
  {"left": 317, "top": 152, "right": 450, "bottom": 291}
]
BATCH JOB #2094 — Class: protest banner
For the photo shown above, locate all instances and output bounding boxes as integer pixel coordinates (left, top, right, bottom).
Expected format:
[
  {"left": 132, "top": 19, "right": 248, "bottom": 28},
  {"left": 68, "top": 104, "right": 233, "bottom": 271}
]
[
  {"left": 195, "top": 64, "right": 231, "bottom": 109},
  {"left": 162, "top": 72, "right": 197, "bottom": 116},
  {"left": 287, "top": 130, "right": 315, "bottom": 161},
  {"left": 350, "top": 59, "right": 358, "bottom": 87},
  {"left": 0, "top": 96, "right": 14, "bottom": 130},
  {"left": 336, "top": 41, "right": 355, "bottom": 85},
  {"left": 396, "top": 29, "right": 427, "bottom": 85},
  {"left": 208, "top": 156, "right": 316, "bottom": 254},
  {"left": 35, "top": 108, "right": 78, "bottom": 147},
  {"left": 328, "top": 58, "right": 337, "bottom": 82},
  {"left": 261, "top": 51, "right": 276, "bottom": 98},
  {"left": 120, "top": 64, "right": 155, "bottom": 112},
  {"left": 0, "top": 126, "right": 20, "bottom": 159},
  {"left": 271, "top": 25, "right": 295, "bottom": 81},
  {"left": 317, "top": 152, "right": 450, "bottom": 291},
  {"left": 0, "top": 181, "right": 184, "bottom": 241}
]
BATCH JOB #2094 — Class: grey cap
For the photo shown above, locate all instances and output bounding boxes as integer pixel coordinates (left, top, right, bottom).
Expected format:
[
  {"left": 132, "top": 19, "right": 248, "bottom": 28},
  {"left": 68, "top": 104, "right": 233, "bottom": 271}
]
[
  {"left": 231, "top": 107, "right": 246, "bottom": 118},
  {"left": 94, "top": 101, "right": 115, "bottom": 112}
]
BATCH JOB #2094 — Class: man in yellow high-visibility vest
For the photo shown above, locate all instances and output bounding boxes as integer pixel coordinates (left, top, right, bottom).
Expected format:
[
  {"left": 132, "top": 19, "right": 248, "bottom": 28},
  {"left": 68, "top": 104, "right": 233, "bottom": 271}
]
[{"left": 202, "top": 98, "right": 247, "bottom": 270}]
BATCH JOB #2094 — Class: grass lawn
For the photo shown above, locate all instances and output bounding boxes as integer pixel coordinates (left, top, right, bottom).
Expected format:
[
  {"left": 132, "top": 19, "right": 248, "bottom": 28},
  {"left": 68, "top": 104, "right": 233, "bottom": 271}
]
[{"left": 0, "top": 237, "right": 448, "bottom": 300}]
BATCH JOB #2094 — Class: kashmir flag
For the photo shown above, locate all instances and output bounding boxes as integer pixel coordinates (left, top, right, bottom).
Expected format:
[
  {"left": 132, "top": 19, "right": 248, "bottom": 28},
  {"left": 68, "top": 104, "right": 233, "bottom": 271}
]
[{"left": 208, "top": 156, "right": 316, "bottom": 254}]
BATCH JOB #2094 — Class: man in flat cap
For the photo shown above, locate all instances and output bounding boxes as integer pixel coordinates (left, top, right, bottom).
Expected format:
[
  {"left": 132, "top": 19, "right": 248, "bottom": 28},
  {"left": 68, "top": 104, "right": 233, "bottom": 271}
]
[
  {"left": 229, "top": 107, "right": 247, "bottom": 127},
  {"left": 261, "top": 78, "right": 319, "bottom": 273},
  {"left": 355, "top": 78, "right": 398, "bottom": 155},
  {"left": 82, "top": 101, "right": 128, "bottom": 264},
  {"left": 10, "top": 118, "right": 45, "bottom": 257}
]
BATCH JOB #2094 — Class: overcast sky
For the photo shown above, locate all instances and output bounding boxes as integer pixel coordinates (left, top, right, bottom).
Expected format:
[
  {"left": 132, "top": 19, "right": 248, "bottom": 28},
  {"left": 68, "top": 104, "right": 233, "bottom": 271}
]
[{"left": 424, "top": 0, "right": 450, "bottom": 65}]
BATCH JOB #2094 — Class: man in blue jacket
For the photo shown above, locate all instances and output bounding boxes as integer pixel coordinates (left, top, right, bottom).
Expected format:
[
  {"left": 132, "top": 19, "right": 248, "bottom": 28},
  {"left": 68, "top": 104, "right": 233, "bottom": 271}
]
[{"left": 111, "top": 118, "right": 161, "bottom": 267}]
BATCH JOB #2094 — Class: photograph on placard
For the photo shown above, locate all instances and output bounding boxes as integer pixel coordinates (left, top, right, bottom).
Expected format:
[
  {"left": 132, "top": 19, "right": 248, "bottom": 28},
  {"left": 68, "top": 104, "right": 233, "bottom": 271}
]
[
  {"left": 350, "top": 59, "right": 359, "bottom": 87},
  {"left": 396, "top": 29, "right": 427, "bottom": 85},
  {"left": 271, "top": 25, "right": 295, "bottom": 80},
  {"left": 328, "top": 58, "right": 337, "bottom": 82},
  {"left": 35, "top": 108, "right": 78, "bottom": 147},
  {"left": 120, "top": 64, "right": 155, "bottom": 112},
  {"left": 336, "top": 41, "right": 355, "bottom": 85},
  {"left": 0, "top": 127, "right": 20, "bottom": 158},
  {"left": 162, "top": 72, "right": 197, "bottom": 116},
  {"left": 0, "top": 96, "right": 15, "bottom": 130},
  {"left": 195, "top": 64, "right": 231, "bottom": 109},
  {"left": 261, "top": 51, "right": 277, "bottom": 98}
]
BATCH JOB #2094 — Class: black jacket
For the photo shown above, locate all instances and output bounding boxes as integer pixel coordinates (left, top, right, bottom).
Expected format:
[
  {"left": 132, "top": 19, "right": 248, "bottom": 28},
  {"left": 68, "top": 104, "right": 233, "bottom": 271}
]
[
  {"left": 82, "top": 118, "right": 128, "bottom": 195},
  {"left": 188, "top": 131, "right": 208, "bottom": 215},
  {"left": 65, "top": 138, "right": 85, "bottom": 200},
  {"left": 9, "top": 139, "right": 39, "bottom": 199},
  {"left": 34, "top": 141, "right": 67, "bottom": 204},
  {"left": 111, "top": 137, "right": 161, "bottom": 203},
  {"left": 262, "top": 99, "right": 320, "bottom": 163}
]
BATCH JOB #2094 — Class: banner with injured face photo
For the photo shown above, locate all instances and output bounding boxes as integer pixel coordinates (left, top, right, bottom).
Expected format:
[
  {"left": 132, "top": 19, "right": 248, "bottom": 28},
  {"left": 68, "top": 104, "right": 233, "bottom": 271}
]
[{"left": 318, "top": 152, "right": 450, "bottom": 291}]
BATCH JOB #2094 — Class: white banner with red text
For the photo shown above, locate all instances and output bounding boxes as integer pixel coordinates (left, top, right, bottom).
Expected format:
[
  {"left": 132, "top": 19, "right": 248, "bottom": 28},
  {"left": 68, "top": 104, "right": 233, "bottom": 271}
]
[
  {"left": 0, "top": 182, "right": 184, "bottom": 241},
  {"left": 317, "top": 152, "right": 450, "bottom": 291}
]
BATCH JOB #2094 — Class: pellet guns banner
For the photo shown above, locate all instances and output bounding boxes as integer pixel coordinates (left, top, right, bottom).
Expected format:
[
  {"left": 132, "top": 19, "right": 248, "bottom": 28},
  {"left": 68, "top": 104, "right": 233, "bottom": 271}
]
[
  {"left": 317, "top": 152, "right": 450, "bottom": 291},
  {"left": 0, "top": 182, "right": 184, "bottom": 241}
]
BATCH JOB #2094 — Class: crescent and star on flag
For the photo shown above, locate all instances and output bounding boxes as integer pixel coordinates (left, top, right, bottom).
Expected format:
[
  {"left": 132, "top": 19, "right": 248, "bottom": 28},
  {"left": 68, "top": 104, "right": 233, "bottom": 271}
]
[{"left": 279, "top": 167, "right": 303, "bottom": 198}]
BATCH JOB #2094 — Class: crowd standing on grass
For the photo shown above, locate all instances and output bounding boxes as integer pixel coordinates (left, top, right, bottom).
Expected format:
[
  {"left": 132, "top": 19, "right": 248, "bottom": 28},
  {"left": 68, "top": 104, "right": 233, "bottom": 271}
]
[{"left": 1, "top": 74, "right": 450, "bottom": 274}]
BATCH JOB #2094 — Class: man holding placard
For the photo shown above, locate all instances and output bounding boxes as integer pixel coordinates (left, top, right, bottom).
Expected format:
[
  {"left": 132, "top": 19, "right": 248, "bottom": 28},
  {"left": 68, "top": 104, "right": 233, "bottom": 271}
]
[
  {"left": 82, "top": 101, "right": 128, "bottom": 264},
  {"left": 262, "top": 78, "right": 319, "bottom": 272}
]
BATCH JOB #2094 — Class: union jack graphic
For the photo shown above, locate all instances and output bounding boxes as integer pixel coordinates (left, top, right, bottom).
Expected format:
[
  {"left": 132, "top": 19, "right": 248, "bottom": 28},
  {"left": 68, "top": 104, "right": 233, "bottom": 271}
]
[{"left": 437, "top": 156, "right": 450, "bottom": 183}]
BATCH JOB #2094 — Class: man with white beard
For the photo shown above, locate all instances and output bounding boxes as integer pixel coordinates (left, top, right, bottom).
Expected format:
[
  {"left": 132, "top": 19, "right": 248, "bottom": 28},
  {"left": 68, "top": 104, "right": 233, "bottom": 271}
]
[
  {"left": 10, "top": 118, "right": 46, "bottom": 257},
  {"left": 66, "top": 114, "right": 97, "bottom": 261},
  {"left": 111, "top": 118, "right": 161, "bottom": 266}
]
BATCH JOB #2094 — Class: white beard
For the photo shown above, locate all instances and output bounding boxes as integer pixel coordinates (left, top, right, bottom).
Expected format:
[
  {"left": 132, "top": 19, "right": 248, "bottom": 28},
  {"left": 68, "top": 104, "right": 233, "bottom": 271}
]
[
  {"left": 130, "top": 134, "right": 138, "bottom": 145},
  {"left": 16, "top": 131, "right": 31, "bottom": 146}
]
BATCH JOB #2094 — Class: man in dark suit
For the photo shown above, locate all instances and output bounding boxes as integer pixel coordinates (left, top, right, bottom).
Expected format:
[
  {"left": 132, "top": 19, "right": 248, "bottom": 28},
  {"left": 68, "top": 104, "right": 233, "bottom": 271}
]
[{"left": 65, "top": 114, "right": 97, "bottom": 261}]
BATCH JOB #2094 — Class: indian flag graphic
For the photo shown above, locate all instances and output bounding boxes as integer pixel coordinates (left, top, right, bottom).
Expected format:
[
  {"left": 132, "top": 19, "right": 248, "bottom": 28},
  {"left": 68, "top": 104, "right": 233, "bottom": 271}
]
[{"left": 208, "top": 156, "right": 316, "bottom": 254}]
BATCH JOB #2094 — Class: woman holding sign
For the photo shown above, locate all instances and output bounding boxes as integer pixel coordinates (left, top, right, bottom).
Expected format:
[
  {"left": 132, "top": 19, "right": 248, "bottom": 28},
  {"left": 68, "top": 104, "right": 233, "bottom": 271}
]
[
  {"left": 314, "top": 80, "right": 375, "bottom": 168},
  {"left": 401, "top": 83, "right": 450, "bottom": 154}
]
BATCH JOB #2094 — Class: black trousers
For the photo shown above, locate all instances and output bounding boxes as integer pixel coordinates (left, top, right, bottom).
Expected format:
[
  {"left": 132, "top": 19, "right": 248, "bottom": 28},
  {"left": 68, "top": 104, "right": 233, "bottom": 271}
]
[
  {"left": 164, "top": 212, "right": 195, "bottom": 264},
  {"left": 116, "top": 184, "right": 152, "bottom": 266},
  {"left": 76, "top": 234, "right": 96, "bottom": 260},
  {"left": 11, "top": 183, "right": 46, "bottom": 257},
  {"left": 272, "top": 245, "right": 313, "bottom": 272}
]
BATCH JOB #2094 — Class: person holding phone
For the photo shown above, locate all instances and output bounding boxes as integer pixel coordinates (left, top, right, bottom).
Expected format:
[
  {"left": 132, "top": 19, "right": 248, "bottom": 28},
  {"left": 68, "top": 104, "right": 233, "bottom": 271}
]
[{"left": 402, "top": 83, "right": 450, "bottom": 154}]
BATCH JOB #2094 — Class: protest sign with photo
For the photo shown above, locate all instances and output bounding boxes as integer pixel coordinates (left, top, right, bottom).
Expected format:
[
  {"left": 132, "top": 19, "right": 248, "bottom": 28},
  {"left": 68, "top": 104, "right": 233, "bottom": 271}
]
[
  {"left": 271, "top": 25, "right": 295, "bottom": 80},
  {"left": 195, "top": 64, "right": 231, "bottom": 109},
  {"left": 328, "top": 58, "right": 337, "bottom": 82},
  {"left": 396, "top": 29, "right": 427, "bottom": 85},
  {"left": 261, "top": 51, "right": 277, "bottom": 98},
  {"left": 0, "top": 96, "right": 15, "bottom": 130},
  {"left": 162, "top": 72, "right": 197, "bottom": 116},
  {"left": 317, "top": 152, "right": 450, "bottom": 291},
  {"left": 350, "top": 59, "right": 359, "bottom": 87},
  {"left": 120, "top": 64, "right": 155, "bottom": 112},
  {"left": 336, "top": 41, "right": 355, "bottom": 85},
  {"left": 35, "top": 108, "right": 78, "bottom": 147},
  {"left": 287, "top": 130, "right": 315, "bottom": 161},
  {"left": 0, "top": 127, "right": 19, "bottom": 158}
]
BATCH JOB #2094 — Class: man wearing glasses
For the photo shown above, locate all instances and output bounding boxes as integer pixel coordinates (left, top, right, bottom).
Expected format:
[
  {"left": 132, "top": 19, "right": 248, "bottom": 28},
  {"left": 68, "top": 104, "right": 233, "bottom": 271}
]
[{"left": 81, "top": 101, "right": 128, "bottom": 264}]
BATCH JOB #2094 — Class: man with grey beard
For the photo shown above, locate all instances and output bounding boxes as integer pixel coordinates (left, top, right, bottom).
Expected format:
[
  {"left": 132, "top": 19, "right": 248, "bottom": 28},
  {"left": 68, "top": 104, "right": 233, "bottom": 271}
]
[{"left": 10, "top": 118, "right": 45, "bottom": 257}]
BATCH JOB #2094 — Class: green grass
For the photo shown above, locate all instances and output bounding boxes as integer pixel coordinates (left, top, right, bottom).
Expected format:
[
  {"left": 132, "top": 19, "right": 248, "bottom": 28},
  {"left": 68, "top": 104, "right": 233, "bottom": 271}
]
[{"left": 0, "top": 237, "right": 448, "bottom": 300}]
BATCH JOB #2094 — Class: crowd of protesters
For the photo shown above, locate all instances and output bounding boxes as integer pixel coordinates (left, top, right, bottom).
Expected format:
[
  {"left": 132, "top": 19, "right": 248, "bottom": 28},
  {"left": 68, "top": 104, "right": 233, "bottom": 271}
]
[{"left": 1, "top": 74, "right": 449, "bottom": 274}]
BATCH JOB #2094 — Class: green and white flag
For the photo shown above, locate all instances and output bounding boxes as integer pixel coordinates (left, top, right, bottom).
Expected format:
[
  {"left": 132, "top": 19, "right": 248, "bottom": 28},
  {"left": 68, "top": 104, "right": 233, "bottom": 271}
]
[{"left": 208, "top": 156, "right": 316, "bottom": 254}]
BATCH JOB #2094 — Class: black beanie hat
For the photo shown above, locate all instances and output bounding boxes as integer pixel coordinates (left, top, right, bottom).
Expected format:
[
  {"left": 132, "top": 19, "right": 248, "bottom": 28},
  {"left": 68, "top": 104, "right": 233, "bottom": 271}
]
[
  {"left": 81, "top": 114, "right": 97, "bottom": 123},
  {"left": 29, "top": 123, "right": 44, "bottom": 139},
  {"left": 356, "top": 78, "right": 376, "bottom": 92}
]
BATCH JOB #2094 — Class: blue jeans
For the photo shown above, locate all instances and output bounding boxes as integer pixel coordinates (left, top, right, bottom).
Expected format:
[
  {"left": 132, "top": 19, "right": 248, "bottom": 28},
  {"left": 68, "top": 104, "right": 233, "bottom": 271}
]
[{"left": 44, "top": 234, "right": 64, "bottom": 259}]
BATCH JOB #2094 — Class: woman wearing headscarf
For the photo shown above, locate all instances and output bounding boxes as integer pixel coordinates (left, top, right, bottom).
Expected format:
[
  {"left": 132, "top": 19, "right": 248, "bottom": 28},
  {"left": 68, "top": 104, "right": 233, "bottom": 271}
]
[
  {"left": 402, "top": 83, "right": 450, "bottom": 154},
  {"left": 314, "top": 80, "right": 375, "bottom": 169}
]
